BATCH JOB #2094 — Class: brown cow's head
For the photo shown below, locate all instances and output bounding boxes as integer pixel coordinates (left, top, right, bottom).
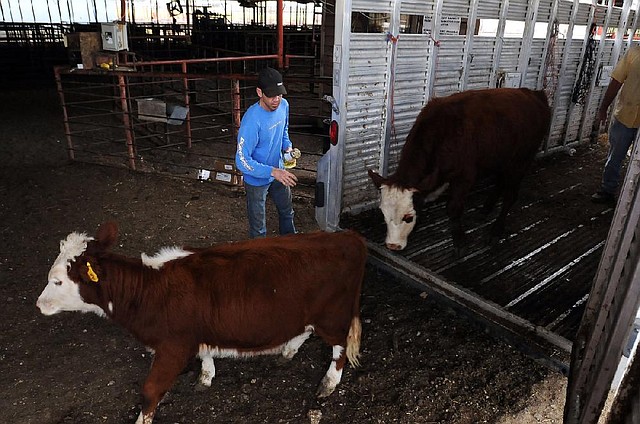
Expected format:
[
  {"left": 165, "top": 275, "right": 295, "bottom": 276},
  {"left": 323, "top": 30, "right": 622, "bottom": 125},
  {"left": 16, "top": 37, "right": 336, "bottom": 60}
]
[
  {"left": 36, "top": 221, "right": 118, "bottom": 316},
  {"left": 368, "top": 170, "right": 417, "bottom": 251}
]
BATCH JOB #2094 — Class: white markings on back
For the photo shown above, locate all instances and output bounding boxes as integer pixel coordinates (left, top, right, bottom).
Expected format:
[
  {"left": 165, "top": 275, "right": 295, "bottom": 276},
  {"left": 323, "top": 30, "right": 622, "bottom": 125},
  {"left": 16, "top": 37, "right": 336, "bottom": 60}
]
[{"left": 141, "top": 246, "right": 193, "bottom": 269}]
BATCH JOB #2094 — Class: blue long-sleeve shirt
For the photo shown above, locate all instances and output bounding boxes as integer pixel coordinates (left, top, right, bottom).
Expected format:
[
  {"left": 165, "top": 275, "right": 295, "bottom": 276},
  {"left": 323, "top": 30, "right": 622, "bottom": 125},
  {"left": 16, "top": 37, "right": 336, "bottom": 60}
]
[{"left": 235, "top": 99, "right": 292, "bottom": 186}]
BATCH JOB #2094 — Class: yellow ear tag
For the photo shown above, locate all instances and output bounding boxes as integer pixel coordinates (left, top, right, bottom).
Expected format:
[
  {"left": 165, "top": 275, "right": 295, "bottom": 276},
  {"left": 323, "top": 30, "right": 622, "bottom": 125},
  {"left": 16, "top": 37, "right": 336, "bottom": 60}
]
[{"left": 86, "top": 262, "right": 99, "bottom": 283}]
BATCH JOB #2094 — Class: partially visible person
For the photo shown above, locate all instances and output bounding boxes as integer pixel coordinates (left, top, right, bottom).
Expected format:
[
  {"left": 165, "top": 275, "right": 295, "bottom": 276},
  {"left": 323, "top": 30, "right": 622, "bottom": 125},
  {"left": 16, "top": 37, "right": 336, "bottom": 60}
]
[
  {"left": 591, "top": 45, "right": 640, "bottom": 204},
  {"left": 235, "top": 67, "right": 298, "bottom": 238}
]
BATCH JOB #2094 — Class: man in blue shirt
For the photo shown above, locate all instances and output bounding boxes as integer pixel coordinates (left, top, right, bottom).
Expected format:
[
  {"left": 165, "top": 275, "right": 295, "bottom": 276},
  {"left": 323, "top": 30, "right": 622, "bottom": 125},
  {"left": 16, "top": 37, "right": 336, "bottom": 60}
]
[{"left": 235, "top": 67, "right": 298, "bottom": 238}]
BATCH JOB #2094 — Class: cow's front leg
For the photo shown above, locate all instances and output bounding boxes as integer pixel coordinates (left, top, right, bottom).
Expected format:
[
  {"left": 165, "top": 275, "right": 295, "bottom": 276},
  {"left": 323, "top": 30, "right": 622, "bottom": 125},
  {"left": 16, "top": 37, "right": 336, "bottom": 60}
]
[
  {"left": 447, "top": 180, "right": 472, "bottom": 258},
  {"left": 317, "top": 345, "right": 346, "bottom": 398},
  {"left": 137, "top": 347, "right": 190, "bottom": 424},
  {"left": 447, "top": 207, "right": 467, "bottom": 258}
]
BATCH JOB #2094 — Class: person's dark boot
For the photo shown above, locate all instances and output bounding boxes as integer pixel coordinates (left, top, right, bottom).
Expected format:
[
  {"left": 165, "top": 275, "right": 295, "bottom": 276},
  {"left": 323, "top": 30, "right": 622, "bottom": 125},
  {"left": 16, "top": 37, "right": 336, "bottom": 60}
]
[{"left": 591, "top": 191, "right": 616, "bottom": 205}]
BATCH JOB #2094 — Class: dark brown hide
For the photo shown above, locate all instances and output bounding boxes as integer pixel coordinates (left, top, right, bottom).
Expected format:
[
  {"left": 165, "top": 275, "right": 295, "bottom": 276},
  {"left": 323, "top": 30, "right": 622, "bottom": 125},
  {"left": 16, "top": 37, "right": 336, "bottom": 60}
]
[
  {"left": 69, "top": 222, "right": 367, "bottom": 421},
  {"left": 370, "top": 88, "right": 551, "bottom": 254}
]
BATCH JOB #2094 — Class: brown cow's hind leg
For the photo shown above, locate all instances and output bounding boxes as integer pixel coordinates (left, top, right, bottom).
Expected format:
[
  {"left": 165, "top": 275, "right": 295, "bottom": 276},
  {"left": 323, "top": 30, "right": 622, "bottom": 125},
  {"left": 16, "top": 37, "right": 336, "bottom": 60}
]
[
  {"left": 490, "top": 177, "right": 522, "bottom": 243},
  {"left": 317, "top": 345, "right": 346, "bottom": 398},
  {"left": 137, "top": 348, "right": 190, "bottom": 424}
]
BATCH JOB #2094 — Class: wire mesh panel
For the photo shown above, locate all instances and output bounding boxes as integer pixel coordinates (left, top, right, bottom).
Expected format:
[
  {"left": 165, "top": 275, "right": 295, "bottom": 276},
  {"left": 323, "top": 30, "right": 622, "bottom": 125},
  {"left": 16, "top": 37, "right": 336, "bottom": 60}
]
[{"left": 55, "top": 66, "right": 329, "bottom": 199}]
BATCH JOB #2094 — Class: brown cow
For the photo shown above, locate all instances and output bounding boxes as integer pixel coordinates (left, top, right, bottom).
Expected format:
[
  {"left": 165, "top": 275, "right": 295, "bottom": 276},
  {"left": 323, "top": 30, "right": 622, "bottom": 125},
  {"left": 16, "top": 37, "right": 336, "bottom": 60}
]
[
  {"left": 36, "top": 222, "right": 366, "bottom": 424},
  {"left": 369, "top": 87, "right": 551, "bottom": 256}
]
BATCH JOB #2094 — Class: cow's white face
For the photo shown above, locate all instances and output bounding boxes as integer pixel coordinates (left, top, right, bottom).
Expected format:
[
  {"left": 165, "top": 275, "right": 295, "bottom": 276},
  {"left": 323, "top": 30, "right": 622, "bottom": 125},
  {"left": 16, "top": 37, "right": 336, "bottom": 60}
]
[
  {"left": 36, "top": 232, "right": 103, "bottom": 316},
  {"left": 379, "top": 185, "right": 416, "bottom": 251}
]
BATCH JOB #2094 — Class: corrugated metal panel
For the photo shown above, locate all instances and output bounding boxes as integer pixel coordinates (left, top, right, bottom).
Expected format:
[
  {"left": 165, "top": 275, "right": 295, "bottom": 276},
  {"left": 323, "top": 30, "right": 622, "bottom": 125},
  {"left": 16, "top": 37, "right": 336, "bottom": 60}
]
[
  {"left": 556, "top": 0, "right": 575, "bottom": 24},
  {"left": 611, "top": 6, "right": 622, "bottom": 23},
  {"left": 466, "top": 38, "right": 495, "bottom": 89},
  {"left": 575, "top": 2, "right": 591, "bottom": 24},
  {"left": 352, "top": 0, "right": 393, "bottom": 13},
  {"left": 442, "top": 0, "right": 470, "bottom": 17},
  {"left": 401, "top": 0, "right": 435, "bottom": 15},
  {"left": 507, "top": 0, "right": 529, "bottom": 20},
  {"left": 342, "top": 32, "right": 391, "bottom": 210},
  {"left": 387, "top": 32, "right": 430, "bottom": 174},
  {"left": 497, "top": 39, "right": 521, "bottom": 71},
  {"left": 477, "top": 0, "right": 502, "bottom": 19},
  {"left": 537, "top": 0, "right": 553, "bottom": 21},
  {"left": 561, "top": 40, "right": 585, "bottom": 142},
  {"left": 524, "top": 39, "right": 546, "bottom": 88},
  {"left": 432, "top": 36, "right": 466, "bottom": 96}
]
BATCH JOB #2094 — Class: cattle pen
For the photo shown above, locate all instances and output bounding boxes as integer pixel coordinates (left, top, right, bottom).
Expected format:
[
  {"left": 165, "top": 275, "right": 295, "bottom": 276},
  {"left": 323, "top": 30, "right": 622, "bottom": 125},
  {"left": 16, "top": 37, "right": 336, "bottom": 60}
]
[{"left": 3, "top": 0, "right": 640, "bottom": 422}]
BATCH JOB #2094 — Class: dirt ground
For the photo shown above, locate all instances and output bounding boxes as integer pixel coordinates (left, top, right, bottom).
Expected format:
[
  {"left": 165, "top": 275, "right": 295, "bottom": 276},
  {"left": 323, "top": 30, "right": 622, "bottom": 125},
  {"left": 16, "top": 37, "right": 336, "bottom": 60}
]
[{"left": 0, "top": 86, "right": 598, "bottom": 424}]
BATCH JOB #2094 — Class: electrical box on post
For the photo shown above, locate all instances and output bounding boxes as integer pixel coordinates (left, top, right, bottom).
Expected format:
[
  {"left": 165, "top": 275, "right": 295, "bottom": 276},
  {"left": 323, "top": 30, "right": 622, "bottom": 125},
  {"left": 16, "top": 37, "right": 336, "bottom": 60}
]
[{"left": 101, "top": 22, "right": 129, "bottom": 51}]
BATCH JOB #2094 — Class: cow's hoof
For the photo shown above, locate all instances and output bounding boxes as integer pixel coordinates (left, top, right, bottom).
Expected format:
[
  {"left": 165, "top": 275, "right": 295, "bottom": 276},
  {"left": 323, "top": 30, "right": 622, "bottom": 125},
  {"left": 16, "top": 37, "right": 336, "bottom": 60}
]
[
  {"left": 486, "top": 232, "right": 501, "bottom": 247},
  {"left": 194, "top": 382, "right": 209, "bottom": 392},
  {"left": 281, "top": 348, "right": 297, "bottom": 360},
  {"left": 316, "top": 384, "right": 336, "bottom": 398},
  {"left": 453, "top": 245, "right": 467, "bottom": 259},
  {"left": 276, "top": 355, "right": 293, "bottom": 365},
  {"left": 316, "top": 377, "right": 336, "bottom": 398}
]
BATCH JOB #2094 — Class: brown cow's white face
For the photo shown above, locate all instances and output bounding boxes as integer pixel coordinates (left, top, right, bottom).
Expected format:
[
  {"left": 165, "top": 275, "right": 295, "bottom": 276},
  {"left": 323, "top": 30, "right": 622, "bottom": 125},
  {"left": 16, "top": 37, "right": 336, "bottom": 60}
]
[
  {"left": 36, "top": 232, "right": 104, "bottom": 316},
  {"left": 379, "top": 185, "right": 416, "bottom": 251}
]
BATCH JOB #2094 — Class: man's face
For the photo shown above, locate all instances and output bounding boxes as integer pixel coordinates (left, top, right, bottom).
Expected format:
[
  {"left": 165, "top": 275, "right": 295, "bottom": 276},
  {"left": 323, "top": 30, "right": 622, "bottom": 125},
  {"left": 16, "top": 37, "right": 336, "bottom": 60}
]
[{"left": 258, "top": 88, "right": 282, "bottom": 111}]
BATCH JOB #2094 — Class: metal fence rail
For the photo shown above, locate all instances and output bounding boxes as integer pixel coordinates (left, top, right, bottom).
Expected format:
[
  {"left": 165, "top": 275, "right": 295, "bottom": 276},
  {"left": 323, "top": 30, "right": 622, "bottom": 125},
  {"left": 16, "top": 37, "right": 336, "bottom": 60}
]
[{"left": 54, "top": 61, "right": 330, "bottom": 198}]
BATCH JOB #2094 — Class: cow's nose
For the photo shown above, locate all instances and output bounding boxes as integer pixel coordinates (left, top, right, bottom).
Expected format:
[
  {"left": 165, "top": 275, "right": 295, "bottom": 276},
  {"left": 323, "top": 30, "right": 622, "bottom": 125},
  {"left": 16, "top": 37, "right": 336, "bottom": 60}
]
[{"left": 386, "top": 243, "right": 402, "bottom": 251}]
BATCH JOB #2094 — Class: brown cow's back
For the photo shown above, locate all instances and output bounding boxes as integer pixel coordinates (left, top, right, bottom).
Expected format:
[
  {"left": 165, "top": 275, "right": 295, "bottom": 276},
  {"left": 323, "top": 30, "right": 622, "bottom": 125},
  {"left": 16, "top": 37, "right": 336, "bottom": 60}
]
[
  {"left": 394, "top": 88, "right": 550, "bottom": 190},
  {"left": 369, "top": 87, "right": 550, "bottom": 255},
  {"left": 122, "top": 230, "right": 367, "bottom": 352}
]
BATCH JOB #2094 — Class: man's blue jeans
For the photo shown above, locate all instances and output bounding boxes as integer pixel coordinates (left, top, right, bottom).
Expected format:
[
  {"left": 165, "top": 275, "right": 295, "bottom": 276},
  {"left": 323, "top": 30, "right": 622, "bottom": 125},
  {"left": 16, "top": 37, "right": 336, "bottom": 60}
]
[
  {"left": 601, "top": 118, "right": 638, "bottom": 194},
  {"left": 244, "top": 180, "right": 296, "bottom": 239}
]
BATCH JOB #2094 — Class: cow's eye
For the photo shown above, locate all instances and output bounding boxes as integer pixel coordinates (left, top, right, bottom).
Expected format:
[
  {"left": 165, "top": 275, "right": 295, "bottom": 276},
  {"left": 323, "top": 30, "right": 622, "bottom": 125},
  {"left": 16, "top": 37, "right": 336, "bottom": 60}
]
[
  {"left": 53, "top": 280, "right": 62, "bottom": 286},
  {"left": 402, "top": 214, "right": 414, "bottom": 223}
]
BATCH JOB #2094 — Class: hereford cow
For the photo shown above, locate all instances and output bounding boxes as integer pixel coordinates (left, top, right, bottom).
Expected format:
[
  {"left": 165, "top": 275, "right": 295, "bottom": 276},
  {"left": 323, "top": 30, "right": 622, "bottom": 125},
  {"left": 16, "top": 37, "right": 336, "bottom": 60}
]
[
  {"left": 36, "top": 222, "right": 366, "bottom": 424},
  {"left": 369, "top": 88, "right": 551, "bottom": 256}
]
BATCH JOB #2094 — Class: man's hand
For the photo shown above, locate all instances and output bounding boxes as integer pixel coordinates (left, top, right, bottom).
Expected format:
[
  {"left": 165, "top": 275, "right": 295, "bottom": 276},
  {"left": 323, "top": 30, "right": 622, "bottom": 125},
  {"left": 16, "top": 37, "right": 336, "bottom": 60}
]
[
  {"left": 597, "top": 107, "right": 608, "bottom": 124},
  {"left": 272, "top": 167, "right": 298, "bottom": 187}
]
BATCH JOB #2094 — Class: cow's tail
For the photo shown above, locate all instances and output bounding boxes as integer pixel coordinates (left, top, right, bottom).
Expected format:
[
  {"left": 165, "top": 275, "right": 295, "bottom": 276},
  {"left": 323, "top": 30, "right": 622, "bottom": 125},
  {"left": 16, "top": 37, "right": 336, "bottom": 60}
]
[
  {"left": 346, "top": 316, "right": 361, "bottom": 368},
  {"left": 344, "top": 231, "right": 366, "bottom": 369}
]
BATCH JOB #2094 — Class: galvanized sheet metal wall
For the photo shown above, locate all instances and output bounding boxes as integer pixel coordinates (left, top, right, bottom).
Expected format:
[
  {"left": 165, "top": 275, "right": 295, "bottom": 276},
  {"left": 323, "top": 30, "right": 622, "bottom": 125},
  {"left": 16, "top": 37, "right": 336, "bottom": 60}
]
[
  {"left": 342, "top": 30, "right": 392, "bottom": 211},
  {"left": 387, "top": 33, "right": 430, "bottom": 175},
  {"left": 336, "top": 0, "right": 636, "bottom": 213}
]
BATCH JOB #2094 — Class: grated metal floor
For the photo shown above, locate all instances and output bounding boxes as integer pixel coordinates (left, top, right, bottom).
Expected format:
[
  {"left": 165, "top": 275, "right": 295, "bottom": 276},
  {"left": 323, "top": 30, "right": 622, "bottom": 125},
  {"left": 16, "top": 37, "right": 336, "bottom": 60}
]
[{"left": 341, "top": 148, "right": 615, "bottom": 368}]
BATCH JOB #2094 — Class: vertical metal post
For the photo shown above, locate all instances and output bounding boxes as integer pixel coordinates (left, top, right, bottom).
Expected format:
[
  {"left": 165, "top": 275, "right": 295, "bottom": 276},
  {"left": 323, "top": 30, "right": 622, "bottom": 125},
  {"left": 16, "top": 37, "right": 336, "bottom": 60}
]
[
  {"left": 277, "top": 0, "right": 284, "bottom": 69},
  {"left": 54, "top": 67, "right": 74, "bottom": 161},
  {"left": 232, "top": 78, "right": 241, "bottom": 141},
  {"left": 182, "top": 61, "right": 192, "bottom": 149},
  {"left": 118, "top": 74, "right": 136, "bottom": 170}
]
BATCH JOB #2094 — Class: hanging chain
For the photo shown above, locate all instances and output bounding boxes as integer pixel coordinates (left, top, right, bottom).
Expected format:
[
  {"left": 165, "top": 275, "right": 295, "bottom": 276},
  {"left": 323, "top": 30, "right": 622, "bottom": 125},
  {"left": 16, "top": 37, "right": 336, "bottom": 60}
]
[{"left": 572, "top": 23, "right": 598, "bottom": 104}]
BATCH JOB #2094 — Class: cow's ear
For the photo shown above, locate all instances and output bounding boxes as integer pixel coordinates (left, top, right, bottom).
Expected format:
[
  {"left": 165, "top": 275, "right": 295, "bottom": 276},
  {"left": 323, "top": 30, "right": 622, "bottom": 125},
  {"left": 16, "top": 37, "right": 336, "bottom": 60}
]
[
  {"left": 71, "top": 256, "right": 102, "bottom": 284},
  {"left": 95, "top": 221, "right": 118, "bottom": 250},
  {"left": 368, "top": 169, "right": 387, "bottom": 189},
  {"left": 78, "top": 256, "right": 102, "bottom": 284}
]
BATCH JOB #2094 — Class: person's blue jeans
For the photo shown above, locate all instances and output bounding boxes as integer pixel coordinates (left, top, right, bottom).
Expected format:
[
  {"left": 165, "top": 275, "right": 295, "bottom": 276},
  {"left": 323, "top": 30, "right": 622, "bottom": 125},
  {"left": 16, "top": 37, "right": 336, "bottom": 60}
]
[
  {"left": 244, "top": 180, "right": 296, "bottom": 238},
  {"left": 601, "top": 118, "right": 638, "bottom": 194}
]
